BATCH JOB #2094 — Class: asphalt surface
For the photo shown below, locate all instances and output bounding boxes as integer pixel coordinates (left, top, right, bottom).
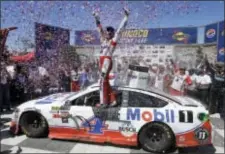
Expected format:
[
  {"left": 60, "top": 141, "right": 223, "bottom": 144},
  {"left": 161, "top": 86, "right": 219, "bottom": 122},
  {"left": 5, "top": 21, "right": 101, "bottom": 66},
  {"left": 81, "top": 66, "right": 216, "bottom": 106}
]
[{"left": 0, "top": 111, "right": 224, "bottom": 154}]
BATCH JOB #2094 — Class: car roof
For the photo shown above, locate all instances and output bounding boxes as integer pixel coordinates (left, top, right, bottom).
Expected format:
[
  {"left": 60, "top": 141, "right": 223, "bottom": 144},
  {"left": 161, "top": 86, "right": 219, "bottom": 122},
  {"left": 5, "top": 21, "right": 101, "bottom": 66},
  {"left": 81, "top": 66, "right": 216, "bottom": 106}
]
[{"left": 87, "top": 83, "right": 180, "bottom": 103}]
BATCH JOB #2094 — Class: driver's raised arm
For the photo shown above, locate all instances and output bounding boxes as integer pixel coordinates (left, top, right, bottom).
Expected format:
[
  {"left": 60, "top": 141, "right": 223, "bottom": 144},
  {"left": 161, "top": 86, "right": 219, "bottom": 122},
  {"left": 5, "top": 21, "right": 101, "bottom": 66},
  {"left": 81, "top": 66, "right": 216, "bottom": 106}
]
[
  {"left": 93, "top": 12, "right": 105, "bottom": 42},
  {"left": 111, "top": 8, "right": 130, "bottom": 46}
]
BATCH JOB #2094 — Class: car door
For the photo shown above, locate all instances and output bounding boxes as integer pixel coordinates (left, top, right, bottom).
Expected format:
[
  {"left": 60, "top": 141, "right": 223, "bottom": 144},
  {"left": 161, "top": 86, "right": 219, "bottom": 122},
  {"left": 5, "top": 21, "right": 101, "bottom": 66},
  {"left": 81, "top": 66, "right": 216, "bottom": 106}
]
[
  {"left": 88, "top": 88, "right": 136, "bottom": 142},
  {"left": 68, "top": 90, "right": 101, "bottom": 134},
  {"left": 90, "top": 89, "right": 124, "bottom": 131},
  {"left": 119, "top": 90, "right": 170, "bottom": 132},
  {"left": 49, "top": 91, "right": 96, "bottom": 132}
]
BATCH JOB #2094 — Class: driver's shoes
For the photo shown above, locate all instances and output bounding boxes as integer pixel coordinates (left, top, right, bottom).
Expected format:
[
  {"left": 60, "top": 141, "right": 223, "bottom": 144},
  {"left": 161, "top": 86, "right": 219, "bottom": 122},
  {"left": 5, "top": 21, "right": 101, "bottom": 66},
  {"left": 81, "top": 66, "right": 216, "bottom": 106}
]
[
  {"left": 101, "top": 104, "right": 109, "bottom": 108},
  {"left": 110, "top": 101, "right": 117, "bottom": 107},
  {"left": 96, "top": 104, "right": 108, "bottom": 108}
]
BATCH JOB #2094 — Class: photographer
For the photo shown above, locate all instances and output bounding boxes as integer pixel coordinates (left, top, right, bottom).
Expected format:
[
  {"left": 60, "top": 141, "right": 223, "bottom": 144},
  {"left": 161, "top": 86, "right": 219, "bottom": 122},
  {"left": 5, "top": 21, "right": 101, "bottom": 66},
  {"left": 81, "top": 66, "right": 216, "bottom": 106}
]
[
  {"left": 207, "top": 62, "right": 225, "bottom": 117},
  {"left": 196, "top": 68, "right": 212, "bottom": 106},
  {"left": 14, "top": 64, "right": 28, "bottom": 104},
  {"left": 0, "top": 61, "right": 11, "bottom": 112}
]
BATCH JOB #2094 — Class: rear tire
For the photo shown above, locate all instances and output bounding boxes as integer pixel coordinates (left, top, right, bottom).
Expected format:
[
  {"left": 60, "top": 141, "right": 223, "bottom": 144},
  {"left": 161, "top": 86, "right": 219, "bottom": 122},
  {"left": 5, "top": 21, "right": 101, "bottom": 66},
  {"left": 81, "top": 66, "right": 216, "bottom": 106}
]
[
  {"left": 20, "top": 112, "right": 48, "bottom": 138},
  {"left": 139, "top": 122, "right": 175, "bottom": 153}
]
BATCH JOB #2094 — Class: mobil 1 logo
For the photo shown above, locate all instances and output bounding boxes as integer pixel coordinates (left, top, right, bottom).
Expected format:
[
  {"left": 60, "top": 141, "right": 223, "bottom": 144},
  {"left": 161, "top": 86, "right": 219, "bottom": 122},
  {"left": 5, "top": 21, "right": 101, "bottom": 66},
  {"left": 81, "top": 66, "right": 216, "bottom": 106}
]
[{"left": 179, "top": 110, "right": 193, "bottom": 123}]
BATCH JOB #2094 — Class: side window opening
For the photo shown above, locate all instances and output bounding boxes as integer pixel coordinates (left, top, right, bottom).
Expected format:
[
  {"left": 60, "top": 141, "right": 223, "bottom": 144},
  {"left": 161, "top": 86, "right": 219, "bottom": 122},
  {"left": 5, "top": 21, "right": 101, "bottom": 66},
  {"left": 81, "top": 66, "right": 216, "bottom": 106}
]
[
  {"left": 71, "top": 90, "right": 123, "bottom": 107},
  {"left": 128, "top": 91, "right": 168, "bottom": 108},
  {"left": 85, "top": 91, "right": 100, "bottom": 106}
]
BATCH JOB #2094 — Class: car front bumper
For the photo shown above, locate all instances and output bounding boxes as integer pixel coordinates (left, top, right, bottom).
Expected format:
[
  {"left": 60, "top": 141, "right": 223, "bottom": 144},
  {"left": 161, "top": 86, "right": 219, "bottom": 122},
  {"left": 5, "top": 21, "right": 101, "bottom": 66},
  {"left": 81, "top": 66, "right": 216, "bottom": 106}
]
[{"left": 10, "top": 121, "right": 20, "bottom": 135}]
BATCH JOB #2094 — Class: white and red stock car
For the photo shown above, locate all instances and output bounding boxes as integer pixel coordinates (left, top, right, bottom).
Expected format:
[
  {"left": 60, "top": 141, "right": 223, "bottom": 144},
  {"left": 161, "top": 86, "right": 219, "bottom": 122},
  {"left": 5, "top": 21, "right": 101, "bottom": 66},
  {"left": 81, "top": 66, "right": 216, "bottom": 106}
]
[{"left": 10, "top": 83, "right": 212, "bottom": 153}]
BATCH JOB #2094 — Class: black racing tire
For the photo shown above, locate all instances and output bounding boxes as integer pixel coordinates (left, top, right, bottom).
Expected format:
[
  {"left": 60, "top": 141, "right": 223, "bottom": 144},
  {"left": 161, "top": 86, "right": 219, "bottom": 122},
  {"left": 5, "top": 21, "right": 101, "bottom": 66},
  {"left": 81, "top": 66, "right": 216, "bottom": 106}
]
[
  {"left": 139, "top": 122, "right": 175, "bottom": 153},
  {"left": 20, "top": 112, "right": 48, "bottom": 138}
]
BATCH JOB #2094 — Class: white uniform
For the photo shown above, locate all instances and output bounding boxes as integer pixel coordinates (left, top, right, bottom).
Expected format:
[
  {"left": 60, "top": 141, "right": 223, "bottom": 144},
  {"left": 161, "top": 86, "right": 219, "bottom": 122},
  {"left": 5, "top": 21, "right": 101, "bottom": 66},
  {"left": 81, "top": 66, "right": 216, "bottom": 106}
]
[{"left": 171, "top": 75, "right": 189, "bottom": 92}]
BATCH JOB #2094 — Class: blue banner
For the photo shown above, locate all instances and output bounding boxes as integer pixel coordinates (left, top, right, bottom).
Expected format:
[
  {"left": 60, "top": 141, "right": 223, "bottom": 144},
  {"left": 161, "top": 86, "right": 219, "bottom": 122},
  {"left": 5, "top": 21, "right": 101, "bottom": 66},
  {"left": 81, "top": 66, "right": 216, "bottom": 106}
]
[
  {"left": 204, "top": 23, "right": 218, "bottom": 43},
  {"left": 35, "top": 23, "right": 70, "bottom": 60},
  {"left": 75, "top": 27, "right": 197, "bottom": 45},
  {"left": 147, "top": 27, "right": 197, "bottom": 44},
  {"left": 217, "top": 21, "right": 224, "bottom": 62}
]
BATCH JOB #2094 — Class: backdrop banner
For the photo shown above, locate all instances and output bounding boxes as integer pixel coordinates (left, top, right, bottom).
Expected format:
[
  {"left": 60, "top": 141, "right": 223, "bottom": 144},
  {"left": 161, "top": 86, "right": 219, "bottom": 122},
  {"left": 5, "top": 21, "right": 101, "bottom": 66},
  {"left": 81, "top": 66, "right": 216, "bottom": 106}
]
[
  {"left": 204, "top": 23, "right": 218, "bottom": 43},
  {"left": 75, "top": 27, "right": 197, "bottom": 45},
  {"left": 217, "top": 21, "right": 224, "bottom": 62},
  {"left": 35, "top": 23, "right": 70, "bottom": 61}
]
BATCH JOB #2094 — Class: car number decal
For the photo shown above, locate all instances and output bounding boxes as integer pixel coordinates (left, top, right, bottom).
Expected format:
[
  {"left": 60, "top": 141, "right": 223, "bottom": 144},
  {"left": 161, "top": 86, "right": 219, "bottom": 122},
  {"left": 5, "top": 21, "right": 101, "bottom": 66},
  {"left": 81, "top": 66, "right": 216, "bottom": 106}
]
[{"left": 179, "top": 110, "right": 193, "bottom": 123}]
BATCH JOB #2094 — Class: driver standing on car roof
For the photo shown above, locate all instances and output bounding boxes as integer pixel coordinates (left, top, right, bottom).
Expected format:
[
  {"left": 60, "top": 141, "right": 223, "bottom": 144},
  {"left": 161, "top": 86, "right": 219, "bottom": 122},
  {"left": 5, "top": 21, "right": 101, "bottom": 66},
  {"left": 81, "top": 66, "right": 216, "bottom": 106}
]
[{"left": 93, "top": 8, "right": 130, "bottom": 108}]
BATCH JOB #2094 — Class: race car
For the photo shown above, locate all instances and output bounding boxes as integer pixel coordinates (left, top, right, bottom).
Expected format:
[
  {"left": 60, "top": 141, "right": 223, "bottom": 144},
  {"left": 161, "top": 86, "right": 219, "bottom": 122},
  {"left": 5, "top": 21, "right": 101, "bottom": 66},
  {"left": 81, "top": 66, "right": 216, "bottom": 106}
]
[{"left": 10, "top": 83, "right": 212, "bottom": 153}]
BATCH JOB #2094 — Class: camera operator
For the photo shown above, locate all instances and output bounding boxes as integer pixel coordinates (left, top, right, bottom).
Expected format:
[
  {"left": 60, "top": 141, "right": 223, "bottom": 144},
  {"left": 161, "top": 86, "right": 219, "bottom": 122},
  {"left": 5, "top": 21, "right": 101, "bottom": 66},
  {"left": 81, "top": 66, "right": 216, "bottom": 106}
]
[{"left": 207, "top": 62, "right": 225, "bottom": 118}]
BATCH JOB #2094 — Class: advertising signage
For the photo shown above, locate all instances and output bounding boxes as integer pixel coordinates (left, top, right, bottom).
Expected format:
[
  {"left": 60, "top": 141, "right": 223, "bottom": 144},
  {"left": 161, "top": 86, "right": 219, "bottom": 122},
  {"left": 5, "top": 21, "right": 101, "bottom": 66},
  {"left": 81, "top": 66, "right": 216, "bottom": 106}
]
[
  {"left": 75, "top": 27, "right": 197, "bottom": 45},
  {"left": 217, "top": 21, "right": 224, "bottom": 62},
  {"left": 35, "top": 23, "right": 70, "bottom": 60},
  {"left": 204, "top": 23, "right": 218, "bottom": 43}
]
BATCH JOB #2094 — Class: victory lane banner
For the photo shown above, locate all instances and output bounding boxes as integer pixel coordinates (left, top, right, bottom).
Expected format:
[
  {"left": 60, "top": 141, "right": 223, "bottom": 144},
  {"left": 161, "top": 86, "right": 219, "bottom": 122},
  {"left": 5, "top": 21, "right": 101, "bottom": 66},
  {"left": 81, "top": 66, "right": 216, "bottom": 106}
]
[
  {"left": 75, "top": 27, "right": 197, "bottom": 45},
  {"left": 35, "top": 23, "right": 70, "bottom": 61},
  {"left": 204, "top": 23, "right": 218, "bottom": 44},
  {"left": 217, "top": 20, "right": 224, "bottom": 62}
]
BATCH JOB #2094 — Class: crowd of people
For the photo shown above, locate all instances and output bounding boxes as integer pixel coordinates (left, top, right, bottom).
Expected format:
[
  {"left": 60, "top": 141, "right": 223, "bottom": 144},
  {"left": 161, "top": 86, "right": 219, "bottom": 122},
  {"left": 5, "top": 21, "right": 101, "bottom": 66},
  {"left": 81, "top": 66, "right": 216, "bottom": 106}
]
[
  {"left": 114, "top": 56, "right": 225, "bottom": 117},
  {"left": 1, "top": 50, "right": 224, "bottom": 118},
  {"left": 0, "top": 53, "right": 99, "bottom": 112}
]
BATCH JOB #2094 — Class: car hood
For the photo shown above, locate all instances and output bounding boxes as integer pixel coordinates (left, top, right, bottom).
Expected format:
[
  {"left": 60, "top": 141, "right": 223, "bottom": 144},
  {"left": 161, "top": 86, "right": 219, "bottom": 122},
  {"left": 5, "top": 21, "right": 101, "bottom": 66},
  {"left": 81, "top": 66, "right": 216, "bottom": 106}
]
[
  {"left": 17, "top": 92, "right": 76, "bottom": 110},
  {"left": 174, "top": 96, "right": 205, "bottom": 108}
]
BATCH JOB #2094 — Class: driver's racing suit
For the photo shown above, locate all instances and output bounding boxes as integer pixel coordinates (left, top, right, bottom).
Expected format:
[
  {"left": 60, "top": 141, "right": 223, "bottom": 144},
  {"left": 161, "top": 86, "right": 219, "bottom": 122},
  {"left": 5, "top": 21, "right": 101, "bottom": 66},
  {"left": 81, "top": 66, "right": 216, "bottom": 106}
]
[{"left": 94, "top": 11, "right": 129, "bottom": 106}]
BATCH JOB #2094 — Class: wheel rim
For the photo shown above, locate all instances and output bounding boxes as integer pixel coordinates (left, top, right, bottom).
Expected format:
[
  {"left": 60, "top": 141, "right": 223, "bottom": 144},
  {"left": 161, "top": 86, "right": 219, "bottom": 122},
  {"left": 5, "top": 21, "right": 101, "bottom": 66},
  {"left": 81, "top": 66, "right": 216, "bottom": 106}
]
[
  {"left": 26, "top": 115, "right": 43, "bottom": 132},
  {"left": 145, "top": 126, "right": 167, "bottom": 149}
]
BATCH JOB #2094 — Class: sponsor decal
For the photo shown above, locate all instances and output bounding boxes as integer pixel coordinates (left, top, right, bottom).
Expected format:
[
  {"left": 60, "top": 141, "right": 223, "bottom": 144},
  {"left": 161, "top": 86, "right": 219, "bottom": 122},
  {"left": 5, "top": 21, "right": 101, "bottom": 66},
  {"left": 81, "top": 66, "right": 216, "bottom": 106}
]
[
  {"left": 120, "top": 29, "right": 149, "bottom": 44},
  {"left": 36, "top": 94, "right": 65, "bottom": 104},
  {"left": 172, "top": 31, "right": 190, "bottom": 42},
  {"left": 206, "top": 29, "right": 216, "bottom": 38},
  {"left": 178, "top": 136, "right": 186, "bottom": 142},
  {"left": 52, "top": 113, "right": 61, "bottom": 118},
  {"left": 81, "top": 33, "right": 96, "bottom": 43},
  {"left": 51, "top": 106, "right": 60, "bottom": 110},
  {"left": 119, "top": 122, "right": 136, "bottom": 137},
  {"left": 179, "top": 110, "right": 193, "bottom": 123},
  {"left": 81, "top": 117, "right": 108, "bottom": 134},
  {"left": 219, "top": 47, "right": 224, "bottom": 55},
  {"left": 44, "top": 32, "right": 53, "bottom": 40},
  {"left": 51, "top": 105, "right": 70, "bottom": 114},
  {"left": 129, "top": 75, "right": 148, "bottom": 80},
  {"left": 36, "top": 100, "right": 53, "bottom": 104},
  {"left": 52, "top": 110, "right": 70, "bottom": 119},
  {"left": 195, "top": 128, "right": 209, "bottom": 141},
  {"left": 121, "top": 29, "right": 149, "bottom": 38},
  {"left": 62, "top": 117, "right": 69, "bottom": 123},
  {"left": 127, "top": 108, "right": 175, "bottom": 123}
]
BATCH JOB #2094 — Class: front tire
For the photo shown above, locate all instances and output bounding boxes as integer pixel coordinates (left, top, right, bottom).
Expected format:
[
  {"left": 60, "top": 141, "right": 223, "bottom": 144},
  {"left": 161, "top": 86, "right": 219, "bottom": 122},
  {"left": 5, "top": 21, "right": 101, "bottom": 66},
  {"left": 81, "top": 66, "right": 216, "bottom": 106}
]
[
  {"left": 139, "top": 122, "right": 175, "bottom": 153},
  {"left": 20, "top": 112, "right": 48, "bottom": 138}
]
